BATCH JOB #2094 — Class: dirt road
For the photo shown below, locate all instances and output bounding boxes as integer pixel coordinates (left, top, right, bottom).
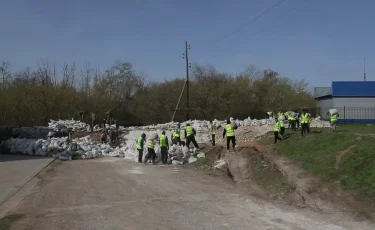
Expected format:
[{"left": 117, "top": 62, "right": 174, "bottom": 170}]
[{"left": 0, "top": 158, "right": 374, "bottom": 230}]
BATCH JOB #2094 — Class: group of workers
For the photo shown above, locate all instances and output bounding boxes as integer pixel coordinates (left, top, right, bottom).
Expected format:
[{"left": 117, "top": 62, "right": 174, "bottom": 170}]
[
  {"left": 270, "top": 109, "right": 340, "bottom": 144},
  {"left": 270, "top": 110, "right": 313, "bottom": 144},
  {"left": 136, "top": 119, "right": 238, "bottom": 164}
]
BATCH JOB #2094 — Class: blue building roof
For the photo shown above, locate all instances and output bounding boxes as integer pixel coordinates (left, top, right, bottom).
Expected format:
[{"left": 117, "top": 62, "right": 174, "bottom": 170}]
[{"left": 331, "top": 81, "right": 375, "bottom": 97}]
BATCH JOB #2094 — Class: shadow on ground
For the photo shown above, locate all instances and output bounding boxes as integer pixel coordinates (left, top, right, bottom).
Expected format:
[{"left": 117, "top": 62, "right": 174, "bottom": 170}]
[{"left": 0, "top": 154, "right": 49, "bottom": 163}]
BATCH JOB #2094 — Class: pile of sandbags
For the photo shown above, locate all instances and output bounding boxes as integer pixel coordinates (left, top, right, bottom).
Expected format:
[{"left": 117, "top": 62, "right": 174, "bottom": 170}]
[
  {"left": 310, "top": 118, "right": 331, "bottom": 128},
  {"left": 5, "top": 134, "right": 204, "bottom": 164}
]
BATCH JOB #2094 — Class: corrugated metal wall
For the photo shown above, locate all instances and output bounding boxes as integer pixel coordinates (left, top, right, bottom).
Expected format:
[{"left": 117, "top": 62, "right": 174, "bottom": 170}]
[
  {"left": 314, "top": 87, "right": 332, "bottom": 98},
  {"left": 333, "top": 97, "right": 375, "bottom": 121},
  {"left": 333, "top": 97, "right": 375, "bottom": 107},
  {"left": 316, "top": 97, "right": 375, "bottom": 122}
]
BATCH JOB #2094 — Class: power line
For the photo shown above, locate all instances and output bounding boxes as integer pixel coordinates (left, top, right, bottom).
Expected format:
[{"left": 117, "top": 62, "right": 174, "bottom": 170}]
[{"left": 208, "top": 0, "right": 286, "bottom": 46}]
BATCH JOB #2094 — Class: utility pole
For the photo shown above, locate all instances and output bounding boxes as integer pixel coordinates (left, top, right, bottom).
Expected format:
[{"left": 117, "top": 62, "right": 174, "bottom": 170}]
[
  {"left": 364, "top": 57, "right": 366, "bottom": 81},
  {"left": 170, "top": 41, "right": 192, "bottom": 122},
  {"left": 184, "top": 41, "right": 191, "bottom": 120}
]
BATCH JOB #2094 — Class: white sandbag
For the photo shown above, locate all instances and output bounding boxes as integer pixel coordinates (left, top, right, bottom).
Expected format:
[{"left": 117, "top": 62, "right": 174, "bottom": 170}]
[
  {"left": 188, "top": 157, "right": 197, "bottom": 163},
  {"left": 197, "top": 152, "right": 205, "bottom": 158},
  {"left": 329, "top": 109, "right": 338, "bottom": 115}
]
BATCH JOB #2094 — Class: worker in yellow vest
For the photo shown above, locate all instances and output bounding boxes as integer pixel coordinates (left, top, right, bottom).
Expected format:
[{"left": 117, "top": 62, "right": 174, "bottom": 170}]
[
  {"left": 279, "top": 118, "right": 285, "bottom": 136},
  {"left": 159, "top": 131, "right": 169, "bottom": 164},
  {"left": 136, "top": 133, "right": 146, "bottom": 163},
  {"left": 171, "top": 123, "right": 181, "bottom": 146},
  {"left": 223, "top": 119, "right": 237, "bottom": 151},
  {"left": 185, "top": 123, "right": 199, "bottom": 149},
  {"left": 210, "top": 121, "right": 216, "bottom": 146},
  {"left": 144, "top": 137, "right": 156, "bottom": 165},
  {"left": 289, "top": 114, "right": 296, "bottom": 131},
  {"left": 300, "top": 110, "right": 310, "bottom": 136},
  {"left": 274, "top": 117, "right": 283, "bottom": 143},
  {"left": 266, "top": 111, "right": 273, "bottom": 119},
  {"left": 330, "top": 112, "right": 339, "bottom": 132}
]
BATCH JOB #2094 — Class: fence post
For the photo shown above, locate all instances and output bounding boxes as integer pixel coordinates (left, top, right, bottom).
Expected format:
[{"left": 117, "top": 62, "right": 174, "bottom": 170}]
[{"left": 344, "top": 106, "right": 346, "bottom": 124}]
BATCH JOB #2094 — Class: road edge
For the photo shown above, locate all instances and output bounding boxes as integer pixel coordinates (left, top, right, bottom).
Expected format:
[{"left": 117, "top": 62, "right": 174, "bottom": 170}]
[{"left": 0, "top": 158, "right": 56, "bottom": 207}]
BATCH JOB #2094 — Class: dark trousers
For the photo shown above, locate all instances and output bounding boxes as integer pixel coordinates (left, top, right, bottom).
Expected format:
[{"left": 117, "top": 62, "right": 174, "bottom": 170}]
[
  {"left": 280, "top": 127, "right": 285, "bottom": 135},
  {"left": 296, "top": 120, "right": 300, "bottom": 129},
  {"left": 138, "top": 149, "right": 143, "bottom": 163},
  {"left": 289, "top": 120, "right": 296, "bottom": 131},
  {"left": 211, "top": 134, "right": 215, "bottom": 146},
  {"left": 160, "top": 146, "right": 168, "bottom": 164},
  {"left": 145, "top": 148, "right": 156, "bottom": 163},
  {"left": 301, "top": 123, "right": 309, "bottom": 136},
  {"left": 186, "top": 135, "right": 199, "bottom": 148},
  {"left": 226, "top": 136, "right": 235, "bottom": 150},
  {"left": 172, "top": 137, "right": 181, "bottom": 146},
  {"left": 274, "top": 131, "right": 282, "bottom": 143}
]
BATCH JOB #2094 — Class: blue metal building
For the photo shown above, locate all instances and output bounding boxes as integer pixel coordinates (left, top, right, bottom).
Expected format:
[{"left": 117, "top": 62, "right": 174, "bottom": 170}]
[{"left": 314, "top": 81, "right": 375, "bottom": 123}]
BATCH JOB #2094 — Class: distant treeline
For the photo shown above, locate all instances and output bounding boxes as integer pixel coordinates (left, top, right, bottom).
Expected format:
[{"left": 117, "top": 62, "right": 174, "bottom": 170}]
[{"left": 0, "top": 60, "right": 315, "bottom": 126}]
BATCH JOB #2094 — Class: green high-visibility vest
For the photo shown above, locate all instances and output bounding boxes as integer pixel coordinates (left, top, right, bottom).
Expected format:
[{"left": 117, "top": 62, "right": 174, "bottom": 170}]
[
  {"left": 211, "top": 124, "right": 216, "bottom": 134},
  {"left": 173, "top": 129, "right": 180, "bottom": 137},
  {"left": 301, "top": 114, "right": 309, "bottom": 124},
  {"left": 330, "top": 114, "right": 338, "bottom": 122},
  {"left": 186, "top": 126, "right": 193, "bottom": 137},
  {"left": 225, "top": 124, "right": 235, "bottom": 137},
  {"left": 274, "top": 122, "right": 281, "bottom": 131},
  {"left": 136, "top": 136, "right": 143, "bottom": 149},
  {"left": 147, "top": 140, "right": 154, "bottom": 149},
  {"left": 160, "top": 134, "right": 167, "bottom": 147}
]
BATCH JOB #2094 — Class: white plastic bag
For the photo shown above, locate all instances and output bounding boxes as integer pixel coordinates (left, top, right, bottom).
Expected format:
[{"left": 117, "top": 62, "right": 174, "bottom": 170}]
[{"left": 329, "top": 109, "right": 338, "bottom": 115}]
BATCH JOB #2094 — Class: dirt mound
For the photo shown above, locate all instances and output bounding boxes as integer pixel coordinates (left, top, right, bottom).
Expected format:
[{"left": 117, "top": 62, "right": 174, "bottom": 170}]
[
  {"left": 195, "top": 145, "right": 303, "bottom": 206},
  {"left": 192, "top": 142, "right": 375, "bottom": 221}
]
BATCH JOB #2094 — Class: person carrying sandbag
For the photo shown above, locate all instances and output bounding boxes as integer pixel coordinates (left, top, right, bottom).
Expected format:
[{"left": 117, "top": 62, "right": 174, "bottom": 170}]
[
  {"left": 144, "top": 138, "right": 157, "bottom": 165},
  {"left": 328, "top": 110, "right": 339, "bottom": 132},
  {"left": 171, "top": 123, "right": 181, "bottom": 146}
]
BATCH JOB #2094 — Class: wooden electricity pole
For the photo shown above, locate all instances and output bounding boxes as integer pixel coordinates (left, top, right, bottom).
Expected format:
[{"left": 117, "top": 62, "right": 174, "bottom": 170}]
[
  {"left": 185, "top": 40, "right": 190, "bottom": 121},
  {"left": 171, "top": 41, "right": 191, "bottom": 122}
]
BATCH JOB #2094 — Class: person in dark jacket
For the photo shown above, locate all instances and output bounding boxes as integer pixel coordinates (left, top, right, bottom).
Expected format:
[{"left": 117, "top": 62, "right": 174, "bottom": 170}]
[
  {"left": 210, "top": 121, "right": 217, "bottom": 146},
  {"left": 136, "top": 133, "right": 146, "bottom": 163},
  {"left": 185, "top": 123, "right": 199, "bottom": 149}
]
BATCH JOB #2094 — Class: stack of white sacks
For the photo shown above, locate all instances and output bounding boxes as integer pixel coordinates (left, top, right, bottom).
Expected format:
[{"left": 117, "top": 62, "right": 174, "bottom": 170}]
[{"left": 4, "top": 116, "right": 330, "bottom": 162}]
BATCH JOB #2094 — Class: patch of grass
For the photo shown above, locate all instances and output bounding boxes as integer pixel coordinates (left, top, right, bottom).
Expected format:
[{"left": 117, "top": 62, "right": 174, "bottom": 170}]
[{"left": 258, "top": 124, "right": 375, "bottom": 196}]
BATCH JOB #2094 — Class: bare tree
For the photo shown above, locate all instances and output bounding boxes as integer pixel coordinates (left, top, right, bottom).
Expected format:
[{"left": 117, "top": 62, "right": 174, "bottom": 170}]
[
  {"left": 61, "top": 61, "right": 76, "bottom": 87},
  {"left": 0, "top": 61, "right": 11, "bottom": 90}
]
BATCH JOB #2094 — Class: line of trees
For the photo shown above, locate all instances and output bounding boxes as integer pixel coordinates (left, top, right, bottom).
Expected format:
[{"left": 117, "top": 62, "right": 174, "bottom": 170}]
[{"left": 0, "top": 60, "right": 315, "bottom": 126}]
